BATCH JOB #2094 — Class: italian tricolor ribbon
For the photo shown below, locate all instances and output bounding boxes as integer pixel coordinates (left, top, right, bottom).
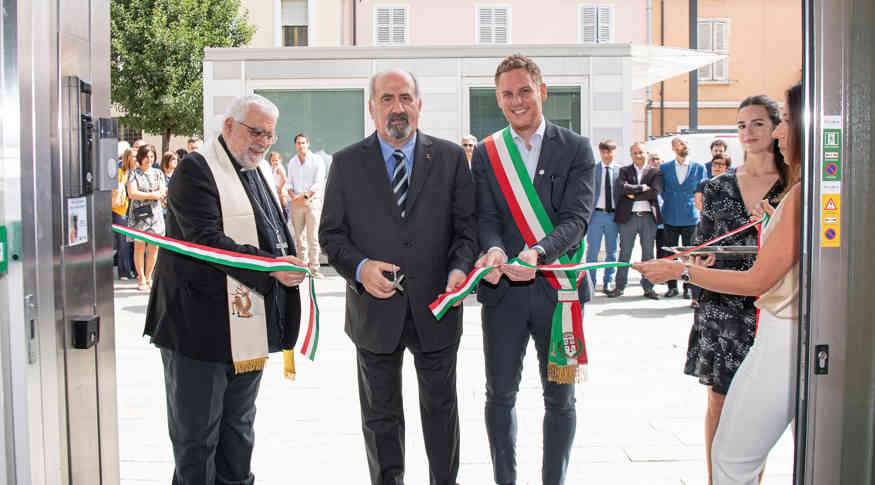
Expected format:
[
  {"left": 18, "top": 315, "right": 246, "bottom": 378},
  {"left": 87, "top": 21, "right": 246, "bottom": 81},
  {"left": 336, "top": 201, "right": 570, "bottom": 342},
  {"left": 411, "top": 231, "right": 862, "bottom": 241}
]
[
  {"left": 484, "top": 127, "right": 588, "bottom": 384},
  {"left": 111, "top": 224, "right": 320, "bottom": 374}
]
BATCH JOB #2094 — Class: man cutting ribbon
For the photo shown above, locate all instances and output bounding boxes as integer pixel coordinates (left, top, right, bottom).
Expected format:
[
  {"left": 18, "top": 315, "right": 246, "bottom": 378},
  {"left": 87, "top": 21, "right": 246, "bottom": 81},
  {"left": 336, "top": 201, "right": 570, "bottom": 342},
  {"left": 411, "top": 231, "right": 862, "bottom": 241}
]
[
  {"left": 471, "top": 54, "right": 596, "bottom": 485},
  {"left": 143, "top": 94, "right": 307, "bottom": 484}
]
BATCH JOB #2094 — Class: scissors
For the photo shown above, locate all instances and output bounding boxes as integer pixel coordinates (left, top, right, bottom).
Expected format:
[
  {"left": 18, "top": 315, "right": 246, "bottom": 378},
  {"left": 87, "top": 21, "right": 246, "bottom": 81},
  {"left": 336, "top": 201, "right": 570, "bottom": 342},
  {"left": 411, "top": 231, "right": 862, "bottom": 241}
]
[{"left": 383, "top": 268, "right": 405, "bottom": 294}]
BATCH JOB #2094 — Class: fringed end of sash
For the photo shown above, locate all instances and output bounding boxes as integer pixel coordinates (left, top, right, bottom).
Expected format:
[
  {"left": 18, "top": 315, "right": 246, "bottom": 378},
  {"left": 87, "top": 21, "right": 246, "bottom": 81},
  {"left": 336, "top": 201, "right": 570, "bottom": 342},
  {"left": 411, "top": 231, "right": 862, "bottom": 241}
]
[
  {"left": 547, "top": 363, "right": 580, "bottom": 384},
  {"left": 234, "top": 357, "right": 268, "bottom": 374},
  {"left": 283, "top": 349, "right": 296, "bottom": 381}
]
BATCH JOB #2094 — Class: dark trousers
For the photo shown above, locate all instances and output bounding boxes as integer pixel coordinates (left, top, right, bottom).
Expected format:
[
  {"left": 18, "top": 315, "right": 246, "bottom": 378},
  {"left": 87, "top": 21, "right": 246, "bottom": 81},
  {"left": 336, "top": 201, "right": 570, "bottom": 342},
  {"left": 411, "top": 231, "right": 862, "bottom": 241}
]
[
  {"left": 662, "top": 224, "right": 699, "bottom": 296},
  {"left": 482, "top": 282, "right": 577, "bottom": 485},
  {"left": 113, "top": 212, "right": 134, "bottom": 278},
  {"left": 615, "top": 214, "right": 658, "bottom": 291},
  {"left": 356, "top": 312, "right": 460, "bottom": 485},
  {"left": 161, "top": 348, "right": 263, "bottom": 485}
]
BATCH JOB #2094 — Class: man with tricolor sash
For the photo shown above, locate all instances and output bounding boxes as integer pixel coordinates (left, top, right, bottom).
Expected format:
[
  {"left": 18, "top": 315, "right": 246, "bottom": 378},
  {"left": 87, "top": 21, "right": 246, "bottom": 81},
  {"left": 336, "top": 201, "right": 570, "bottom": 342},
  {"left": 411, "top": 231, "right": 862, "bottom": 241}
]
[
  {"left": 143, "top": 95, "right": 308, "bottom": 484},
  {"left": 471, "top": 54, "right": 596, "bottom": 485}
]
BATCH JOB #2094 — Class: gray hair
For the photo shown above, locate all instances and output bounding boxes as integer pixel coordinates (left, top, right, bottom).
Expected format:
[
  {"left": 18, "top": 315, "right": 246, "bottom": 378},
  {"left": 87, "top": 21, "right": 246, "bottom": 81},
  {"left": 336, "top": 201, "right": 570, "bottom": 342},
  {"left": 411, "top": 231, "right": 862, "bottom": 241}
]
[
  {"left": 225, "top": 94, "right": 279, "bottom": 122},
  {"left": 368, "top": 68, "right": 420, "bottom": 101},
  {"left": 462, "top": 134, "right": 477, "bottom": 143}
]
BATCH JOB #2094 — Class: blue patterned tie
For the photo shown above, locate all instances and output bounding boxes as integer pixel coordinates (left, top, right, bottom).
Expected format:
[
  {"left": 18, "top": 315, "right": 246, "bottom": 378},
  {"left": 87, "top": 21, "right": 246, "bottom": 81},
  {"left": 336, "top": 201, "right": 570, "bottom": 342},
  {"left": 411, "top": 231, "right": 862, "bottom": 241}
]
[{"left": 392, "top": 150, "right": 408, "bottom": 218}]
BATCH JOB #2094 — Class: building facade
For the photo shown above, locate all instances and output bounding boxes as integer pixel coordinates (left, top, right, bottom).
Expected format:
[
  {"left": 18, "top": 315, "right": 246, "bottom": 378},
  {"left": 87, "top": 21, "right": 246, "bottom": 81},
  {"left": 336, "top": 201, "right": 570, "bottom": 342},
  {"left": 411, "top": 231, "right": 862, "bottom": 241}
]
[{"left": 650, "top": 0, "right": 803, "bottom": 135}]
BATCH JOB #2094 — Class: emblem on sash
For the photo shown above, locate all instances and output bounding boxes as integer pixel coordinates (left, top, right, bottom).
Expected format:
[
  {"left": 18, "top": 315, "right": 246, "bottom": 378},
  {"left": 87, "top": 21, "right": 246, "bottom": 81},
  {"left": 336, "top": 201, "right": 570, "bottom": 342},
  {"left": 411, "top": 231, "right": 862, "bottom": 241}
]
[{"left": 231, "top": 285, "right": 254, "bottom": 318}]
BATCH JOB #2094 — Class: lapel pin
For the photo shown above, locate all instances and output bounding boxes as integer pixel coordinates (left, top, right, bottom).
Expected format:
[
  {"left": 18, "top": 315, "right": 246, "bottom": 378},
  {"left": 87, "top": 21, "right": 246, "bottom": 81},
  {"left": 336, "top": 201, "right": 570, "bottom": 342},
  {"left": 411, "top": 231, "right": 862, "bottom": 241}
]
[{"left": 538, "top": 169, "right": 545, "bottom": 175}]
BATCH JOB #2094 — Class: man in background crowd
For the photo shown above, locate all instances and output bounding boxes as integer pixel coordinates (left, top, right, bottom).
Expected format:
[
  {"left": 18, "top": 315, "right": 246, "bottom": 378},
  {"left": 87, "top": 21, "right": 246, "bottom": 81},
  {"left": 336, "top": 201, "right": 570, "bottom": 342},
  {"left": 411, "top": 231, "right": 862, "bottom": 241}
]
[
  {"left": 585, "top": 138, "right": 620, "bottom": 292},
  {"left": 286, "top": 133, "right": 326, "bottom": 278},
  {"left": 608, "top": 141, "right": 662, "bottom": 299},
  {"left": 461, "top": 134, "right": 477, "bottom": 165},
  {"left": 187, "top": 137, "right": 203, "bottom": 153},
  {"left": 705, "top": 139, "right": 728, "bottom": 177}
]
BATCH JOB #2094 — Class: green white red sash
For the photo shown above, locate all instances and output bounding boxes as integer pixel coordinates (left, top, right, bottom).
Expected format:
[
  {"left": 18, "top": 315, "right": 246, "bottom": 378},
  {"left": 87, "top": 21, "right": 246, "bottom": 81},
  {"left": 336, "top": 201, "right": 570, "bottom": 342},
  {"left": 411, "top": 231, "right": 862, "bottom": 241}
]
[
  {"left": 111, "top": 224, "right": 319, "bottom": 370},
  {"left": 483, "top": 127, "right": 588, "bottom": 384}
]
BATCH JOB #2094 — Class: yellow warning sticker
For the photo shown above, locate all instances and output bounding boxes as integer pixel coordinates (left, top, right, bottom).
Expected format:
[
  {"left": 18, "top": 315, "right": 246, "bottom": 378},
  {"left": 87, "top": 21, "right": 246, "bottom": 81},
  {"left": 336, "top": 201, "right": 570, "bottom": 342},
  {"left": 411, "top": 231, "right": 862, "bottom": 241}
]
[{"left": 821, "top": 194, "right": 840, "bottom": 247}]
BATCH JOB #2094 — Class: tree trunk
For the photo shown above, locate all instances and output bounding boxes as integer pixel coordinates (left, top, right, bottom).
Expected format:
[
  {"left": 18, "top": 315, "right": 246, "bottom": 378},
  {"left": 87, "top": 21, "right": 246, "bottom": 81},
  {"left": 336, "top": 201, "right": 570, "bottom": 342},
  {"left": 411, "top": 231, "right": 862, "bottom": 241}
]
[{"left": 162, "top": 127, "right": 172, "bottom": 155}]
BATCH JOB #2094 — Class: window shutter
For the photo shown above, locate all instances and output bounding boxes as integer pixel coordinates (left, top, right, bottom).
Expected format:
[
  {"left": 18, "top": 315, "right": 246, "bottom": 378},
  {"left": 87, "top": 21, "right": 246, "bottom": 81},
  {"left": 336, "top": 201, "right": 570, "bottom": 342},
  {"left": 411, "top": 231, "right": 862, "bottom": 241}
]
[
  {"left": 478, "top": 7, "right": 509, "bottom": 44},
  {"left": 375, "top": 8, "right": 391, "bottom": 44},
  {"left": 391, "top": 7, "right": 407, "bottom": 44},
  {"left": 698, "top": 21, "right": 712, "bottom": 50},
  {"left": 597, "top": 5, "right": 612, "bottom": 42},
  {"left": 478, "top": 7, "right": 493, "bottom": 43},
  {"left": 714, "top": 21, "right": 728, "bottom": 51},
  {"left": 581, "top": 6, "right": 596, "bottom": 42},
  {"left": 375, "top": 6, "right": 407, "bottom": 45},
  {"left": 714, "top": 58, "right": 728, "bottom": 81},
  {"left": 493, "top": 8, "right": 508, "bottom": 43}
]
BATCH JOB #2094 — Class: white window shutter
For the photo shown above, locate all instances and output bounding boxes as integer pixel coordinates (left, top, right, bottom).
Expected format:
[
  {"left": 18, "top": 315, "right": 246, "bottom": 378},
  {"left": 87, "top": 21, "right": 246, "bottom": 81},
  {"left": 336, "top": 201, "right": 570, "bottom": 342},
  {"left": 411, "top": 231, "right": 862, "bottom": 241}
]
[
  {"left": 478, "top": 7, "right": 493, "bottom": 43},
  {"left": 697, "top": 21, "right": 712, "bottom": 50},
  {"left": 597, "top": 5, "right": 613, "bottom": 42},
  {"left": 581, "top": 6, "right": 596, "bottom": 43},
  {"left": 494, "top": 8, "right": 509, "bottom": 43},
  {"left": 375, "top": 8, "right": 391, "bottom": 44},
  {"left": 714, "top": 21, "right": 728, "bottom": 51},
  {"left": 714, "top": 58, "right": 728, "bottom": 81},
  {"left": 391, "top": 8, "right": 407, "bottom": 44}
]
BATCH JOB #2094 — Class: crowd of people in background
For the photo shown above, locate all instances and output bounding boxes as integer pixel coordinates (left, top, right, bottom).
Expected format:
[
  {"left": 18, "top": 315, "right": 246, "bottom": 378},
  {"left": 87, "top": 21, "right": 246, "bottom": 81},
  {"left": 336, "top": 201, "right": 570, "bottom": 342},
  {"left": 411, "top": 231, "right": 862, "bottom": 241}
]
[{"left": 112, "top": 137, "right": 202, "bottom": 291}]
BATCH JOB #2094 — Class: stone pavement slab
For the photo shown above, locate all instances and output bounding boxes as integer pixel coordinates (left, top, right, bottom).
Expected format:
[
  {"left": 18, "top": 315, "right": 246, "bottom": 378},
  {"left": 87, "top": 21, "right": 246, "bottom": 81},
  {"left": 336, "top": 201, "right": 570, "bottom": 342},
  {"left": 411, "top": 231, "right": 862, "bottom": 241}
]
[{"left": 114, "top": 269, "right": 793, "bottom": 484}]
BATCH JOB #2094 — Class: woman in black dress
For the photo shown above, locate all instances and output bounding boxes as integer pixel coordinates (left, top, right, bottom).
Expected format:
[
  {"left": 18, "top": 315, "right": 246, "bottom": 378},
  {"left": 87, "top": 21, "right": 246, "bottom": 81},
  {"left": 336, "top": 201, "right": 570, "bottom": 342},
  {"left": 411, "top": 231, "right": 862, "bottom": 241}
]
[{"left": 684, "top": 95, "right": 788, "bottom": 485}]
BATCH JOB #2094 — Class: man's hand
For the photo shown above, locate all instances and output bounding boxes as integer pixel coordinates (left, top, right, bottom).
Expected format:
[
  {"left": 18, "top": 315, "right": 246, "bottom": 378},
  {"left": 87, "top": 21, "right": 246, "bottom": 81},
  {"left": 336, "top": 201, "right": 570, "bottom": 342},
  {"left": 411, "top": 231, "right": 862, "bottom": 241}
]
[
  {"left": 270, "top": 255, "right": 309, "bottom": 287},
  {"left": 502, "top": 248, "right": 537, "bottom": 282},
  {"left": 446, "top": 269, "right": 468, "bottom": 307},
  {"left": 291, "top": 193, "right": 308, "bottom": 207},
  {"left": 360, "top": 260, "right": 398, "bottom": 299},
  {"left": 474, "top": 249, "right": 507, "bottom": 285}
]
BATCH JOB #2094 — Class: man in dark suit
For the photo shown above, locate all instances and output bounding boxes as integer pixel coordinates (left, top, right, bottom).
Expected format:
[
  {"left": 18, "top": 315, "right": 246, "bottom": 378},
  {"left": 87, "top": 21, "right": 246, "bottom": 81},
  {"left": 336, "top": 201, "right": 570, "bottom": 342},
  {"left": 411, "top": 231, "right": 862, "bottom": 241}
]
[
  {"left": 319, "top": 69, "right": 477, "bottom": 485},
  {"left": 144, "top": 94, "right": 307, "bottom": 484},
  {"left": 472, "top": 54, "right": 595, "bottom": 485},
  {"left": 607, "top": 141, "right": 663, "bottom": 299}
]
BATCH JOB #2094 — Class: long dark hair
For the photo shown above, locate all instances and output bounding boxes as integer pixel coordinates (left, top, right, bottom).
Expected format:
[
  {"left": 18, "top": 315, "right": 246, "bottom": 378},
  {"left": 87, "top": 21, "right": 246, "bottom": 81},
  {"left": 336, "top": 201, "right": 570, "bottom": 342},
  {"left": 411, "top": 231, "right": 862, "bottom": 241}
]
[
  {"left": 783, "top": 83, "right": 804, "bottom": 188},
  {"left": 738, "top": 94, "right": 789, "bottom": 190}
]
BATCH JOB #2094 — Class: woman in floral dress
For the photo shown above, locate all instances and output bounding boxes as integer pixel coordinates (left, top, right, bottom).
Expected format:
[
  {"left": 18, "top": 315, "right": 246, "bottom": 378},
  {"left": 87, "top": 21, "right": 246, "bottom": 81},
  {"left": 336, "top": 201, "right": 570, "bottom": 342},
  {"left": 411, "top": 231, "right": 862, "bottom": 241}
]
[
  {"left": 684, "top": 95, "right": 787, "bottom": 485},
  {"left": 126, "top": 144, "right": 166, "bottom": 291}
]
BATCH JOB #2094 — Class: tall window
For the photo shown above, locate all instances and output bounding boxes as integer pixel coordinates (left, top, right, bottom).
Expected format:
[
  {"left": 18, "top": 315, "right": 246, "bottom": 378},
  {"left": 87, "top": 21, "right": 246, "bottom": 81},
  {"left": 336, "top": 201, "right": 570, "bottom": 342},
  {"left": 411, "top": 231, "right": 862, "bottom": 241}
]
[
  {"left": 579, "top": 4, "right": 614, "bottom": 43},
  {"left": 374, "top": 5, "right": 409, "bottom": 45},
  {"left": 476, "top": 6, "right": 510, "bottom": 44},
  {"left": 281, "top": 0, "right": 308, "bottom": 47},
  {"left": 698, "top": 19, "right": 730, "bottom": 81},
  {"left": 469, "top": 86, "right": 581, "bottom": 141}
]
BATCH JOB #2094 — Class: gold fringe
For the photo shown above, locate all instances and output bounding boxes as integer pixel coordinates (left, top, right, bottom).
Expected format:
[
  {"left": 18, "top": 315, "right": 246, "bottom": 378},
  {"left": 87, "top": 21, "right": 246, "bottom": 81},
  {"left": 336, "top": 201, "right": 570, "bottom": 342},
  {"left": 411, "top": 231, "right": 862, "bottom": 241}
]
[
  {"left": 234, "top": 357, "right": 268, "bottom": 374},
  {"left": 547, "top": 363, "right": 578, "bottom": 384},
  {"left": 283, "top": 350, "right": 296, "bottom": 381}
]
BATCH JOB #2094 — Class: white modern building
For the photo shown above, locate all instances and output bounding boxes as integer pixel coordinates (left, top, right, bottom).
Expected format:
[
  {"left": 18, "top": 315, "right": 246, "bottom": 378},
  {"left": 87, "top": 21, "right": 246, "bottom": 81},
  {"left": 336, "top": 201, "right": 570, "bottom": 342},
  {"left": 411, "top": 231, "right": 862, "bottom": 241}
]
[{"left": 202, "top": 43, "right": 718, "bottom": 162}]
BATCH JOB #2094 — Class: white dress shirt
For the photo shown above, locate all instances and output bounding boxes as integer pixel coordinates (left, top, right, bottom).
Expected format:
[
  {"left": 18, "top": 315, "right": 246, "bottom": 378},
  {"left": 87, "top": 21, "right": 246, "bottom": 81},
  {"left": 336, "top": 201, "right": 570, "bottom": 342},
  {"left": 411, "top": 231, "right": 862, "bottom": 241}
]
[
  {"left": 632, "top": 164, "right": 652, "bottom": 213},
  {"left": 508, "top": 117, "right": 546, "bottom": 180},
  {"left": 286, "top": 151, "right": 326, "bottom": 200},
  {"left": 675, "top": 159, "right": 690, "bottom": 184}
]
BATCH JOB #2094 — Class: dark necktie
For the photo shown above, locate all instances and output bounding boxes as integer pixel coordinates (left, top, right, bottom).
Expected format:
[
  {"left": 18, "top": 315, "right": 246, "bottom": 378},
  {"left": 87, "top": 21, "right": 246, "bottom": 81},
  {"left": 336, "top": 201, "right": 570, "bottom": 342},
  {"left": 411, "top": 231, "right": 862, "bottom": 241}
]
[
  {"left": 605, "top": 166, "right": 613, "bottom": 212},
  {"left": 392, "top": 150, "right": 408, "bottom": 218}
]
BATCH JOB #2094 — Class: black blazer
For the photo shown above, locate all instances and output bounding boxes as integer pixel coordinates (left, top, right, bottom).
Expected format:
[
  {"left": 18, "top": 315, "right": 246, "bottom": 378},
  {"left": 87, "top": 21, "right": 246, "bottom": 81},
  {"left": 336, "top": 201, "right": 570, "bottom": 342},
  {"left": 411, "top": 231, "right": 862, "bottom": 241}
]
[
  {"left": 144, "top": 144, "right": 301, "bottom": 363},
  {"left": 614, "top": 164, "right": 662, "bottom": 225},
  {"left": 319, "top": 131, "right": 477, "bottom": 354},
  {"left": 472, "top": 121, "right": 596, "bottom": 305}
]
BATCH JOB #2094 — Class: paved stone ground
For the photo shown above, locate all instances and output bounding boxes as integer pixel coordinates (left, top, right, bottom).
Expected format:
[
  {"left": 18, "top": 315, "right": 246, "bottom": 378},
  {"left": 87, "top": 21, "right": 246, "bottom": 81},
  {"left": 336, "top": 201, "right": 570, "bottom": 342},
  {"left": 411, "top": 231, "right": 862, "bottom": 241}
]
[{"left": 114, "top": 267, "right": 794, "bottom": 484}]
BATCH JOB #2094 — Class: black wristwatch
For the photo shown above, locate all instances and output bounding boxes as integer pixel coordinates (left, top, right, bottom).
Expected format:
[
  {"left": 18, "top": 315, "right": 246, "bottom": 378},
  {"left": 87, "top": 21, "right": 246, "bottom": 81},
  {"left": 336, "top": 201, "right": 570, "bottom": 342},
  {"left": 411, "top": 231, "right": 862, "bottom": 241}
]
[{"left": 680, "top": 264, "right": 692, "bottom": 282}]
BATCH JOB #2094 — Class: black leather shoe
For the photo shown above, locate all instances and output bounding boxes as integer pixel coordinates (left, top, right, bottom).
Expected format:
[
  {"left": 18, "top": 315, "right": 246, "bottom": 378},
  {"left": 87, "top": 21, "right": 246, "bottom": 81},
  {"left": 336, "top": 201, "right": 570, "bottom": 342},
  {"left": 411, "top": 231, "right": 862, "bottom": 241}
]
[
  {"left": 606, "top": 288, "right": 624, "bottom": 298},
  {"left": 664, "top": 288, "right": 679, "bottom": 298},
  {"left": 643, "top": 290, "right": 659, "bottom": 300}
]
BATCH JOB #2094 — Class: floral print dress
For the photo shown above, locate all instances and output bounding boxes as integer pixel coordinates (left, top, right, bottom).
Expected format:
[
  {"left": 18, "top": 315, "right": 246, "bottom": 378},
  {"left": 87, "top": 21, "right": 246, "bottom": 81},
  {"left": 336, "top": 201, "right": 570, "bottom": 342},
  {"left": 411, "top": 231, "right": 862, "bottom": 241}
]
[
  {"left": 683, "top": 172, "right": 783, "bottom": 394},
  {"left": 126, "top": 167, "right": 166, "bottom": 238}
]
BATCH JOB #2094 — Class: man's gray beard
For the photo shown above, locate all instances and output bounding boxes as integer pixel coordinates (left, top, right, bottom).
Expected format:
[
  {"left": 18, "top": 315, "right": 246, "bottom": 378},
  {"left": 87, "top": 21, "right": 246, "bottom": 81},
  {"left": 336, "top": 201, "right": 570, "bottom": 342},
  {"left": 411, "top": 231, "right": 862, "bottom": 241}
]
[
  {"left": 234, "top": 150, "right": 261, "bottom": 170},
  {"left": 387, "top": 121, "right": 412, "bottom": 140}
]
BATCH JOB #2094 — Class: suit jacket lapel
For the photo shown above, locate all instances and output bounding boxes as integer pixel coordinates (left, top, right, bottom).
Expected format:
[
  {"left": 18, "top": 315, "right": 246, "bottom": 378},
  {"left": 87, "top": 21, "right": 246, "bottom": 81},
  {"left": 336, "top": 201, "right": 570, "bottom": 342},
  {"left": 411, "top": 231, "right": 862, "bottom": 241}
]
[
  {"left": 361, "top": 133, "right": 399, "bottom": 217},
  {"left": 405, "top": 130, "right": 433, "bottom": 214}
]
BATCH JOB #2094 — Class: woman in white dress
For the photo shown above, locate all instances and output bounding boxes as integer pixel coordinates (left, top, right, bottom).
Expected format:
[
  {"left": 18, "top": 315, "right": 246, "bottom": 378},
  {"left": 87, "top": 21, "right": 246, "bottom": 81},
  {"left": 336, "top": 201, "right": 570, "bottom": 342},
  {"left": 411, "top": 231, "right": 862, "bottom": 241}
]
[{"left": 634, "top": 82, "right": 803, "bottom": 485}]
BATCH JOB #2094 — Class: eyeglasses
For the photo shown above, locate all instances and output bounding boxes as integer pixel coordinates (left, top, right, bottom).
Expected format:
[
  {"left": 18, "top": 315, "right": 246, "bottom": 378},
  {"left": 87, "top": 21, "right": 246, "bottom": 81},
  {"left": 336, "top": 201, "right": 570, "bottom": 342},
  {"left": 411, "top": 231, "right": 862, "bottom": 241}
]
[
  {"left": 236, "top": 120, "right": 278, "bottom": 143},
  {"left": 462, "top": 143, "right": 474, "bottom": 147}
]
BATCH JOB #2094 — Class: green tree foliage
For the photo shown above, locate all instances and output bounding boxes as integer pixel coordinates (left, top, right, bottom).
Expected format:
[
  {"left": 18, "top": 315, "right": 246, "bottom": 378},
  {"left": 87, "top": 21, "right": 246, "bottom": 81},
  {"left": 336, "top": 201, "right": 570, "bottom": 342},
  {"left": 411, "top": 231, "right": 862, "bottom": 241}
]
[{"left": 111, "top": 0, "right": 254, "bottom": 153}]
